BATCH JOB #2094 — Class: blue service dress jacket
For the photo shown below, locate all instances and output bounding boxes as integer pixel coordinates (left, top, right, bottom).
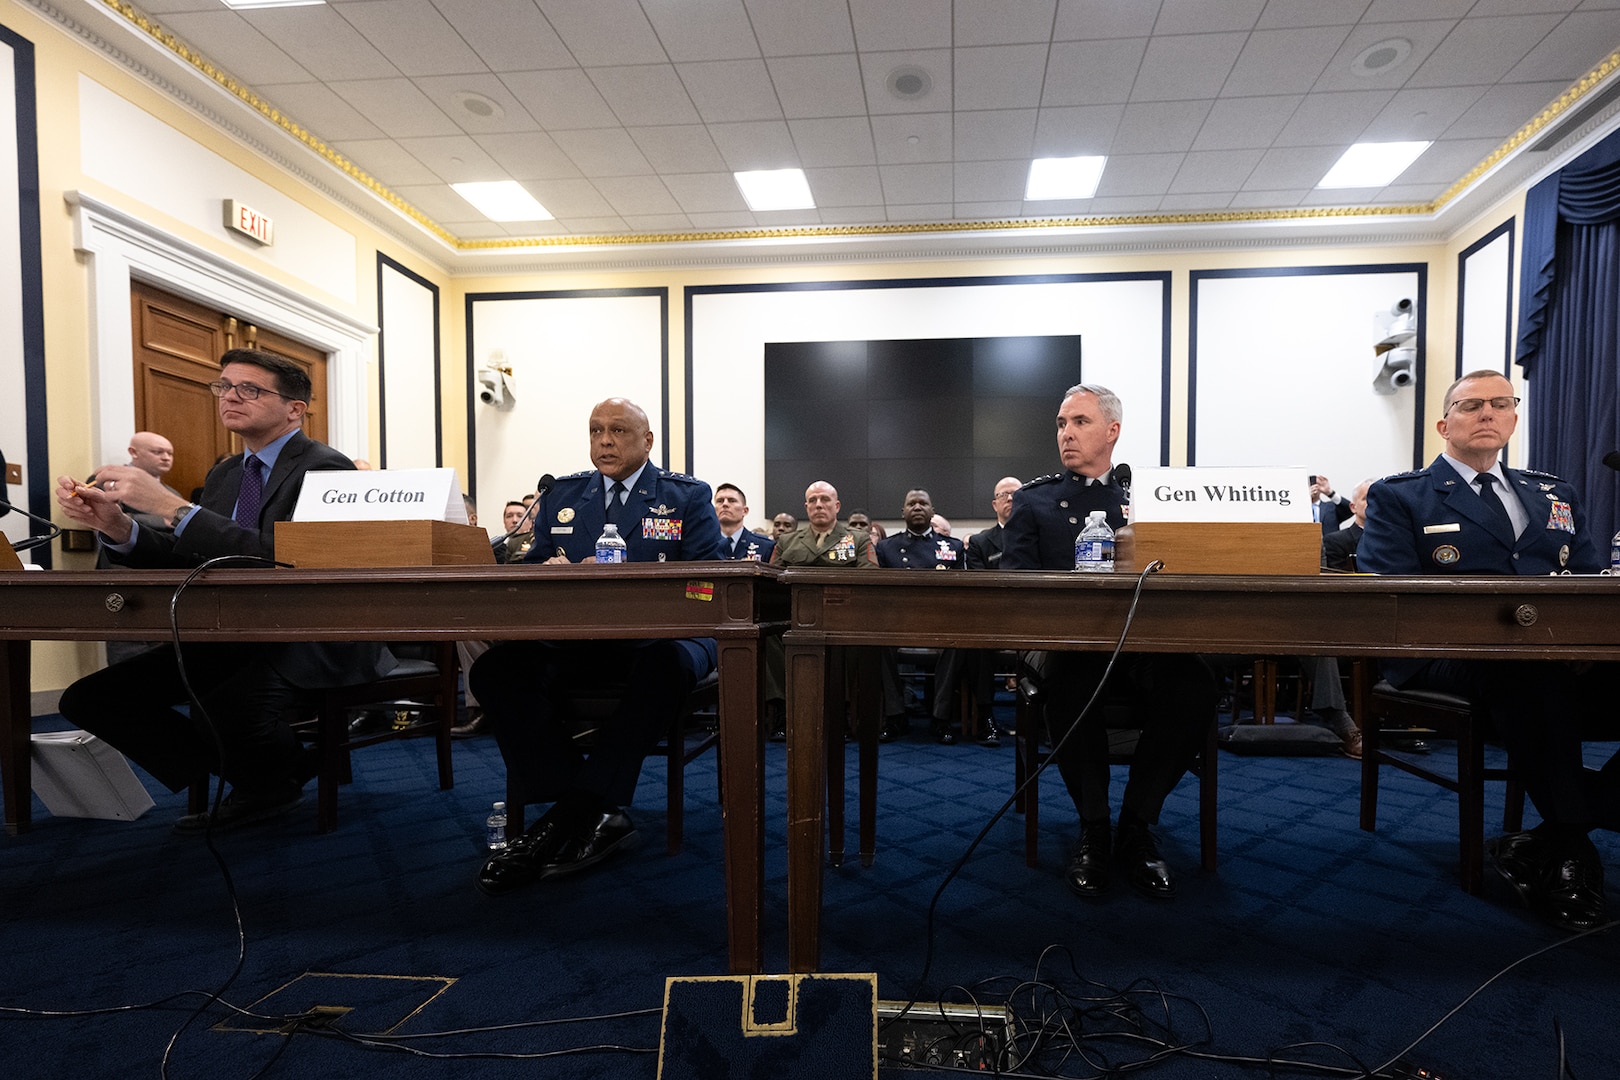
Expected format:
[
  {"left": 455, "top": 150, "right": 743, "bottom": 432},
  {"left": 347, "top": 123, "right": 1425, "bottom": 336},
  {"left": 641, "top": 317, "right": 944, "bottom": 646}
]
[
  {"left": 718, "top": 526, "right": 775, "bottom": 562},
  {"left": 524, "top": 464, "right": 723, "bottom": 567},
  {"left": 1000, "top": 471, "right": 1129, "bottom": 572},
  {"left": 876, "top": 528, "right": 965, "bottom": 569}
]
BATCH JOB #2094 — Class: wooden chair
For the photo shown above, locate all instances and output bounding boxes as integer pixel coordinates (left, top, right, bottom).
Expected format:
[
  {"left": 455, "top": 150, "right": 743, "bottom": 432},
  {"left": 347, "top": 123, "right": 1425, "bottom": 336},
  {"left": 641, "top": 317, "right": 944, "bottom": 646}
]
[
  {"left": 1358, "top": 677, "right": 1525, "bottom": 893},
  {"left": 1014, "top": 672, "right": 1219, "bottom": 871}
]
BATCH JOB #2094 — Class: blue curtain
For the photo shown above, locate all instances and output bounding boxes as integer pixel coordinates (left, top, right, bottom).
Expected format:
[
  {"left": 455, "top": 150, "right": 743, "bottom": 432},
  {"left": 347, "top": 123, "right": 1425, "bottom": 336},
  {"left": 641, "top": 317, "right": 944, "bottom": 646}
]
[{"left": 1513, "top": 128, "right": 1620, "bottom": 544}]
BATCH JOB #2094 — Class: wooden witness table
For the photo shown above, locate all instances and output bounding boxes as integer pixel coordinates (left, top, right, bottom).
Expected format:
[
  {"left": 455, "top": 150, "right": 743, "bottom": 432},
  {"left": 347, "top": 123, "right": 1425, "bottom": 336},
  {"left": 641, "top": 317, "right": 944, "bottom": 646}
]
[
  {"left": 778, "top": 567, "right": 1620, "bottom": 973},
  {"left": 0, "top": 562, "right": 788, "bottom": 975}
]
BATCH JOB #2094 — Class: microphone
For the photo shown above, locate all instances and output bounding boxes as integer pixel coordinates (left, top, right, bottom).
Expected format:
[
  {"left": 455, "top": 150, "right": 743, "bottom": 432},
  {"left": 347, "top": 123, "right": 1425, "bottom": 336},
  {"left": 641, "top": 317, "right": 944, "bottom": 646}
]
[
  {"left": 1604, "top": 451, "right": 1620, "bottom": 471},
  {"left": 490, "top": 473, "right": 555, "bottom": 551},
  {"left": 1112, "top": 463, "right": 1132, "bottom": 494}
]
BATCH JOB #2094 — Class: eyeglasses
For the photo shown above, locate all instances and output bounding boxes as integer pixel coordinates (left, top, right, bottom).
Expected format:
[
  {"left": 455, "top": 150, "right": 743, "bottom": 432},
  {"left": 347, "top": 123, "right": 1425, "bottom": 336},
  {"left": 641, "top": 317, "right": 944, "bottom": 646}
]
[
  {"left": 207, "top": 379, "right": 292, "bottom": 402},
  {"left": 992, "top": 491, "right": 1014, "bottom": 501},
  {"left": 1445, "top": 395, "right": 1520, "bottom": 415}
]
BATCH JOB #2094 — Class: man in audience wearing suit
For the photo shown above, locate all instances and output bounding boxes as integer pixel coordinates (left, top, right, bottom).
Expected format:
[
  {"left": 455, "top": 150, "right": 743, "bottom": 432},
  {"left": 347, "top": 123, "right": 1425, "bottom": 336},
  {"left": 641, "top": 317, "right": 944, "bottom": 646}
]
[
  {"left": 56, "top": 348, "right": 394, "bottom": 832},
  {"left": 1320, "top": 478, "right": 1370, "bottom": 572},
  {"left": 1001, "top": 383, "right": 1216, "bottom": 901},
  {"left": 966, "top": 476, "right": 1022, "bottom": 570},
  {"left": 877, "top": 488, "right": 966, "bottom": 743},
  {"left": 1357, "top": 369, "right": 1619, "bottom": 932},
  {"left": 714, "top": 483, "right": 775, "bottom": 561},
  {"left": 471, "top": 397, "right": 723, "bottom": 895}
]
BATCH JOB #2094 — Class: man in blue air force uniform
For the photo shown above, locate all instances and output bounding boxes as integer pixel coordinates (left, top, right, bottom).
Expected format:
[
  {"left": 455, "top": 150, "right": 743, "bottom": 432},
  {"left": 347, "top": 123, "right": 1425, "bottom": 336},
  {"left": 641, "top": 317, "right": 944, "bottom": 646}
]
[
  {"left": 1001, "top": 383, "right": 1216, "bottom": 901},
  {"left": 471, "top": 397, "right": 722, "bottom": 896},
  {"left": 714, "top": 482, "right": 775, "bottom": 561},
  {"left": 1358, "top": 369, "right": 1618, "bottom": 932},
  {"left": 877, "top": 488, "right": 969, "bottom": 743}
]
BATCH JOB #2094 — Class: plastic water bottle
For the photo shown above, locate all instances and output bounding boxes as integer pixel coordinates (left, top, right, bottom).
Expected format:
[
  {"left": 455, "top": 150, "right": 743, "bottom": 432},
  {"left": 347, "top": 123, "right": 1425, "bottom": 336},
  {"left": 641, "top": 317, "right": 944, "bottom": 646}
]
[
  {"left": 595, "top": 522, "right": 628, "bottom": 563},
  {"left": 1611, "top": 529, "right": 1620, "bottom": 573},
  {"left": 485, "top": 801, "right": 508, "bottom": 850},
  {"left": 1074, "top": 511, "right": 1115, "bottom": 573}
]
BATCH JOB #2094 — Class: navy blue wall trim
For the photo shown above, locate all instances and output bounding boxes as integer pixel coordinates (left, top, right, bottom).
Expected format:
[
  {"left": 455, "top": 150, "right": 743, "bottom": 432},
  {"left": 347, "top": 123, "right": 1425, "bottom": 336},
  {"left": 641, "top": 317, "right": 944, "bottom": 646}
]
[
  {"left": 462, "top": 288, "right": 671, "bottom": 483},
  {"left": 4, "top": 25, "right": 48, "bottom": 566},
  {"left": 375, "top": 254, "right": 443, "bottom": 472},
  {"left": 1189, "top": 263, "right": 1428, "bottom": 471},
  {"left": 684, "top": 272, "right": 1175, "bottom": 469},
  {"left": 1455, "top": 219, "right": 1517, "bottom": 381}
]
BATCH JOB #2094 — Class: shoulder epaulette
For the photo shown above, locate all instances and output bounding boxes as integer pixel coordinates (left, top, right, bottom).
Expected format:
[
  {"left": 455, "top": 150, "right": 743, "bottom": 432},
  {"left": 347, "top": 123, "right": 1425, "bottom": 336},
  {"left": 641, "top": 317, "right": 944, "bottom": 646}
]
[
  {"left": 1022, "top": 472, "right": 1063, "bottom": 488},
  {"left": 1378, "top": 468, "right": 1427, "bottom": 483},
  {"left": 660, "top": 470, "right": 703, "bottom": 484},
  {"left": 556, "top": 469, "right": 593, "bottom": 481},
  {"left": 1519, "top": 468, "right": 1567, "bottom": 481}
]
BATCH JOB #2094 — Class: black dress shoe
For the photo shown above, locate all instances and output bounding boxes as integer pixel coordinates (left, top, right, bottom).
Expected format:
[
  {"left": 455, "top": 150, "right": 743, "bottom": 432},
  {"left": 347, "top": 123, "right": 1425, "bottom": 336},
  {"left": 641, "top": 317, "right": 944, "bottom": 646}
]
[
  {"left": 174, "top": 786, "right": 303, "bottom": 835},
  {"left": 879, "top": 716, "right": 907, "bottom": 743},
  {"left": 1064, "top": 820, "right": 1112, "bottom": 897},
  {"left": 976, "top": 717, "right": 1003, "bottom": 749},
  {"left": 476, "top": 815, "right": 571, "bottom": 896},
  {"left": 541, "top": 810, "right": 640, "bottom": 879},
  {"left": 451, "top": 709, "right": 489, "bottom": 738},
  {"left": 766, "top": 701, "right": 786, "bottom": 742},
  {"left": 932, "top": 722, "right": 958, "bottom": 745},
  {"left": 1116, "top": 818, "right": 1176, "bottom": 899},
  {"left": 1538, "top": 841, "right": 1608, "bottom": 933},
  {"left": 1487, "top": 830, "right": 1550, "bottom": 909}
]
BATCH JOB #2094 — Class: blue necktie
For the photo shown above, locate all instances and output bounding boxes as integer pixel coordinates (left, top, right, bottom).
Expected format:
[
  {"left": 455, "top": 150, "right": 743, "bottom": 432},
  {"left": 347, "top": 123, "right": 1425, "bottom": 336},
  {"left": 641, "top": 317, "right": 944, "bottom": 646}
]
[
  {"left": 1476, "top": 473, "right": 1514, "bottom": 537},
  {"left": 235, "top": 454, "right": 263, "bottom": 528}
]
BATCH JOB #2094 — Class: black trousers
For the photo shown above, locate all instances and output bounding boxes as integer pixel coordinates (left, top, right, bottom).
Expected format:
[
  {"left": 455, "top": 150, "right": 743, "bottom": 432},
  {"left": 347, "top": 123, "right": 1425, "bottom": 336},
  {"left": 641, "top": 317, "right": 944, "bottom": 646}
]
[
  {"left": 1396, "top": 659, "right": 1620, "bottom": 830},
  {"left": 470, "top": 639, "right": 712, "bottom": 810},
  {"left": 1036, "top": 651, "right": 1215, "bottom": 826},
  {"left": 57, "top": 643, "right": 308, "bottom": 795}
]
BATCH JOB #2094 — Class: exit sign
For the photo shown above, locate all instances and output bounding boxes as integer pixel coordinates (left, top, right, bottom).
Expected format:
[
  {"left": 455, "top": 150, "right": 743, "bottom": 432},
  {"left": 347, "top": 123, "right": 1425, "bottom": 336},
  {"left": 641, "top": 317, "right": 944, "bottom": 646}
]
[{"left": 223, "top": 200, "right": 274, "bottom": 246}]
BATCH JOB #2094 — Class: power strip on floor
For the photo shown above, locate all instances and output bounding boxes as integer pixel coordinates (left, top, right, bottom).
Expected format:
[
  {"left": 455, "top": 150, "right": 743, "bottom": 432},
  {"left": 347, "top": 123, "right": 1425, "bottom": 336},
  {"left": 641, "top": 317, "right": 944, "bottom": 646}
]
[{"left": 877, "top": 999, "right": 1014, "bottom": 1071}]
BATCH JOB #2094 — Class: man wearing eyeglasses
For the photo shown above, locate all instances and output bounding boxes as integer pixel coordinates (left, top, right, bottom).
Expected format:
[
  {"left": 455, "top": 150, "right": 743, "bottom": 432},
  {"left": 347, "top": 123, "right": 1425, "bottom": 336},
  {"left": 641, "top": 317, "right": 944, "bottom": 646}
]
[
  {"left": 55, "top": 348, "right": 391, "bottom": 833},
  {"left": 1358, "top": 369, "right": 1617, "bottom": 932}
]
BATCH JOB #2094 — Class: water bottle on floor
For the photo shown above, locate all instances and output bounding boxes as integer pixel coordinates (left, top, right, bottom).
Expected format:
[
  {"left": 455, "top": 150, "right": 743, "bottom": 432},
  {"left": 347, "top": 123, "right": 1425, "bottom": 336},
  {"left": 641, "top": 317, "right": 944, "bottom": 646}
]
[{"left": 486, "top": 801, "right": 508, "bottom": 850}]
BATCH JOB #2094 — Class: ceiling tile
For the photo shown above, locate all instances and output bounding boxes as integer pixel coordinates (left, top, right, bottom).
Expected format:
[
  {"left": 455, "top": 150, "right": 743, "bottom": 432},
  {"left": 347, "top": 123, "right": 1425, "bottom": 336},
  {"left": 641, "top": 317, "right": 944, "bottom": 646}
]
[
  {"left": 1032, "top": 104, "right": 1125, "bottom": 154},
  {"left": 1362, "top": 0, "right": 1474, "bottom": 20},
  {"left": 1222, "top": 27, "right": 1351, "bottom": 97},
  {"left": 396, "top": 182, "right": 512, "bottom": 222},
  {"left": 257, "top": 82, "right": 384, "bottom": 142},
  {"left": 589, "top": 66, "right": 703, "bottom": 127},
  {"left": 329, "top": 139, "right": 443, "bottom": 185},
  {"left": 849, "top": 0, "right": 953, "bottom": 51},
  {"left": 1154, "top": 0, "right": 1265, "bottom": 34},
  {"left": 955, "top": 45, "right": 1049, "bottom": 110},
  {"left": 879, "top": 162, "right": 954, "bottom": 204},
  {"left": 1311, "top": 21, "right": 1458, "bottom": 93},
  {"left": 549, "top": 128, "right": 656, "bottom": 176},
  {"left": 1159, "top": 192, "right": 1231, "bottom": 210},
  {"left": 1087, "top": 195, "right": 1163, "bottom": 213},
  {"left": 954, "top": 110, "right": 1037, "bottom": 162},
  {"left": 861, "top": 49, "right": 955, "bottom": 114},
  {"left": 1394, "top": 138, "right": 1504, "bottom": 184},
  {"left": 500, "top": 70, "right": 619, "bottom": 130},
  {"left": 1299, "top": 186, "right": 1381, "bottom": 205},
  {"left": 1053, "top": 0, "right": 1160, "bottom": 41},
  {"left": 238, "top": 8, "right": 398, "bottom": 80},
  {"left": 391, "top": 134, "right": 507, "bottom": 182},
  {"left": 807, "top": 166, "right": 884, "bottom": 206},
  {"left": 1404, "top": 15, "right": 1564, "bottom": 88},
  {"left": 955, "top": 201, "right": 1025, "bottom": 218},
  {"left": 1444, "top": 81, "right": 1571, "bottom": 139},
  {"left": 1257, "top": 1, "right": 1371, "bottom": 29},
  {"left": 328, "top": 79, "right": 460, "bottom": 138},
  {"left": 818, "top": 205, "right": 886, "bottom": 223},
  {"left": 337, "top": 0, "right": 483, "bottom": 76},
  {"left": 160, "top": 12, "right": 311, "bottom": 85},
  {"left": 870, "top": 112, "right": 954, "bottom": 164},
  {"left": 623, "top": 213, "right": 697, "bottom": 230},
  {"left": 452, "top": 220, "right": 524, "bottom": 239},
  {"left": 688, "top": 211, "right": 762, "bottom": 228},
  {"left": 1273, "top": 90, "right": 1393, "bottom": 146},
  {"left": 563, "top": 216, "right": 632, "bottom": 234},
  {"left": 1042, "top": 39, "right": 1147, "bottom": 107},
  {"left": 626, "top": 126, "right": 730, "bottom": 173},
  {"left": 1242, "top": 145, "right": 1343, "bottom": 188},
  {"left": 1507, "top": 11, "right": 1620, "bottom": 82},
  {"left": 1022, "top": 197, "right": 1092, "bottom": 215},
  {"left": 642, "top": 0, "right": 761, "bottom": 61},
  {"left": 1167, "top": 149, "right": 1265, "bottom": 193},
  {"left": 706, "top": 120, "right": 802, "bottom": 169},
  {"left": 1360, "top": 87, "right": 1488, "bottom": 141},
  {"left": 661, "top": 173, "right": 751, "bottom": 213},
  {"left": 1471, "top": 0, "right": 1582, "bottom": 15},
  {"left": 789, "top": 117, "right": 878, "bottom": 167},
  {"left": 753, "top": 207, "right": 823, "bottom": 226},
  {"left": 1228, "top": 188, "right": 1309, "bottom": 207},
  {"left": 953, "top": 160, "right": 1029, "bottom": 201},
  {"left": 413, "top": 75, "right": 542, "bottom": 134},
  {"left": 679, "top": 60, "right": 785, "bottom": 123},
  {"left": 887, "top": 202, "right": 955, "bottom": 221},
  {"left": 955, "top": 0, "right": 1059, "bottom": 45},
  {"left": 1190, "top": 96, "right": 1303, "bottom": 151},
  {"left": 594, "top": 175, "right": 683, "bottom": 215},
  {"left": 1110, "top": 101, "right": 1211, "bottom": 153},
  {"left": 1095, "top": 152, "right": 1185, "bottom": 196},
  {"left": 431, "top": 0, "right": 576, "bottom": 72},
  {"left": 536, "top": 0, "right": 667, "bottom": 66},
  {"left": 743, "top": 0, "right": 857, "bottom": 55},
  {"left": 474, "top": 132, "right": 582, "bottom": 180},
  {"left": 1379, "top": 182, "right": 1451, "bottom": 202},
  {"left": 522, "top": 178, "right": 616, "bottom": 216},
  {"left": 767, "top": 55, "right": 869, "bottom": 119},
  {"left": 1130, "top": 32, "right": 1249, "bottom": 102}
]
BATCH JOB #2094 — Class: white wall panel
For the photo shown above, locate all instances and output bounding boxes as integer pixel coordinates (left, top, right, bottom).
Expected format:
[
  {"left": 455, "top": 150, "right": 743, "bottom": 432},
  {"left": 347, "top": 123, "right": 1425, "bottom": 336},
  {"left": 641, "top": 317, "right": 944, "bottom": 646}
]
[
  {"left": 379, "top": 262, "right": 439, "bottom": 470},
  {"left": 1459, "top": 229, "right": 1512, "bottom": 376},
  {"left": 0, "top": 37, "right": 24, "bottom": 557}
]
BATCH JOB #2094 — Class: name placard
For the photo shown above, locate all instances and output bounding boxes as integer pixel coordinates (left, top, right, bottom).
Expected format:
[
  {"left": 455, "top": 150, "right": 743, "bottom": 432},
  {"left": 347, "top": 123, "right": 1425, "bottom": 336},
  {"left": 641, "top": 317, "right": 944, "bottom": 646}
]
[
  {"left": 1129, "top": 467, "right": 1312, "bottom": 524},
  {"left": 293, "top": 468, "right": 466, "bottom": 524}
]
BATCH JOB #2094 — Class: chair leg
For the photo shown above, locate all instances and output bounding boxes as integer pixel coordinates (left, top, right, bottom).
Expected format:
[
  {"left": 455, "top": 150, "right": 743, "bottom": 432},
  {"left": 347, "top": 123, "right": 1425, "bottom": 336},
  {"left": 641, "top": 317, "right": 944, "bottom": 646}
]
[
  {"left": 1199, "top": 719, "right": 1218, "bottom": 872},
  {"left": 853, "top": 648, "right": 882, "bottom": 868},
  {"left": 1021, "top": 712, "right": 1040, "bottom": 868},
  {"left": 666, "top": 715, "right": 685, "bottom": 855},
  {"left": 826, "top": 649, "right": 846, "bottom": 869},
  {"left": 1457, "top": 714, "right": 1485, "bottom": 894},
  {"left": 316, "top": 701, "right": 344, "bottom": 833},
  {"left": 433, "top": 642, "right": 457, "bottom": 792}
]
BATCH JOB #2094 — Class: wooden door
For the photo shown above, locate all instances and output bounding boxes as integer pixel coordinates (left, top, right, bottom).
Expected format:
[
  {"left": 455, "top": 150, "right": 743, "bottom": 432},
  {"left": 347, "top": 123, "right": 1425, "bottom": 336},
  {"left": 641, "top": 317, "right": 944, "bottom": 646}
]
[{"left": 130, "top": 282, "right": 330, "bottom": 498}]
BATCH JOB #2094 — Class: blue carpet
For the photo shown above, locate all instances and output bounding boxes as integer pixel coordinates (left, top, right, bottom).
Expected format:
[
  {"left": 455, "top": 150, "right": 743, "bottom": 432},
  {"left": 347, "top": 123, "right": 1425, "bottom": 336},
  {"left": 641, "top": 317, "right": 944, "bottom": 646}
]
[{"left": 1, "top": 719, "right": 1616, "bottom": 1079}]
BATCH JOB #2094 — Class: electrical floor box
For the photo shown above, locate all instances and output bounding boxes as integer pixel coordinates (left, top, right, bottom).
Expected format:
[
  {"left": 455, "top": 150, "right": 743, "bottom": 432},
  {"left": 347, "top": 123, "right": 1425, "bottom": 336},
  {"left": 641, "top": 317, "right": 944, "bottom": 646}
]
[{"left": 877, "top": 1000, "right": 1016, "bottom": 1071}]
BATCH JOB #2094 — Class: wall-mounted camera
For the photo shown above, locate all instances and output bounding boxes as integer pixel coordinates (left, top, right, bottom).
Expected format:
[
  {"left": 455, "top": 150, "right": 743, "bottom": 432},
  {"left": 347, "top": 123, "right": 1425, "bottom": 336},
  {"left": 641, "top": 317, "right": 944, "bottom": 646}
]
[
  {"left": 476, "top": 362, "right": 516, "bottom": 409},
  {"left": 1372, "top": 298, "right": 1416, "bottom": 395}
]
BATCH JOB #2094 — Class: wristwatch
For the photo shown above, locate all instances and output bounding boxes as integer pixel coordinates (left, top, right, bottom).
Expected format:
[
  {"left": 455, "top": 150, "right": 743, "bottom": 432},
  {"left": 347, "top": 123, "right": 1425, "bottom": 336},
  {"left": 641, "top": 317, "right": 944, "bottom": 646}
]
[{"left": 169, "top": 503, "right": 196, "bottom": 528}]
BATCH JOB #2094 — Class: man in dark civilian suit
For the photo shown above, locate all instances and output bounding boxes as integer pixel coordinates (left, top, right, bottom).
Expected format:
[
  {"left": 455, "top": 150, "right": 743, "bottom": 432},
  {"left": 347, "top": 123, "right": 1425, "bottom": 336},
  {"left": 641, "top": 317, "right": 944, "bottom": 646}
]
[
  {"left": 1001, "top": 383, "right": 1215, "bottom": 901},
  {"left": 56, "top": 348, "right": 393, "bottom": 832},
  {"left": 471, "top": 398, "right": 723, "bottom": 895},
  {"left": 714, "top": 482, "right": 775, "bottom": 561},
  {"left": 965, "top": 475, "right": 1021, "bottom": 570},
  {"left": 1321, "top": 479, "right": 1369, "bottom": 572},
  {"left": 1357, "top": 369, "right": 1618, "bottom": 932}
]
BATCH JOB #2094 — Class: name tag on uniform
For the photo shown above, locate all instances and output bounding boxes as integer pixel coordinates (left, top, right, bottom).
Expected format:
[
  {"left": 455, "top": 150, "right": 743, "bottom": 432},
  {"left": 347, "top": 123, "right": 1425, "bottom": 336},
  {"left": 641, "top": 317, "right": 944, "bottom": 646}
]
[
  {"left": 1422, "top": 523, "right": 1461, "bottom": 534},
  {"left": 553, "top": 526, "right": 573, "bottom": 534}
]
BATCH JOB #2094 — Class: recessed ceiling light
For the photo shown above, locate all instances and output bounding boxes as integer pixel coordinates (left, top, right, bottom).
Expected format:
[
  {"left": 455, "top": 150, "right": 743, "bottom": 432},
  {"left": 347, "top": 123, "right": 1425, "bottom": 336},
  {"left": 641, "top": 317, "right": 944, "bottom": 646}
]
[
  {"left": 451, "top": 181, "right": 553, "bottom": 222},
  {"left": 219, "top": 0, "right": 325, "bottom": 9},
  {"left": 1317, "top": 141, "right": 1430, "bottom": 188},
  {"left": 1025, "top": 156, "right": 1107, "bottom": 200},
  {"left": 734, "top": 169, "right": 815, "bottom": 211},
  {"left": 887, "top": 66, "right": 933, "bottom": 101},
  {"left": 1352, "top": 38, "right": 1412, "bottom": 78},
  {"left": 451, "top": 91, "right": 505, "bottom": 121}
]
